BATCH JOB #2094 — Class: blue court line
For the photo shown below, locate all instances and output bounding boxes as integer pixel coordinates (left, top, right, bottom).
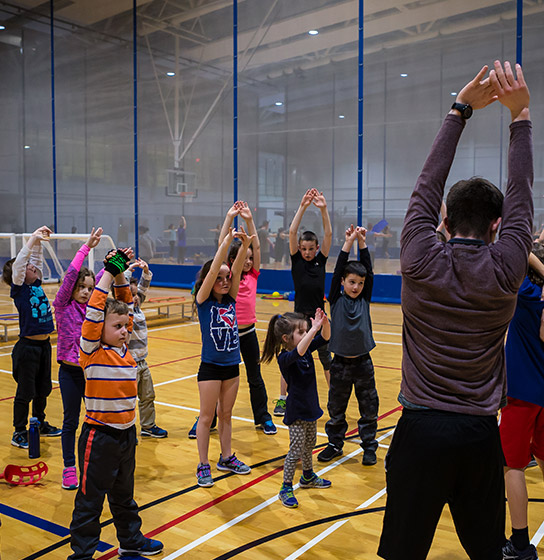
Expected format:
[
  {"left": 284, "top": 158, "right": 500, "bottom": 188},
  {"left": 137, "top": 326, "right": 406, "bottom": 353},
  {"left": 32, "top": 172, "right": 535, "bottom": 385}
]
[{"left": 0, "top": 502, "right": 112, "bottom": 552}]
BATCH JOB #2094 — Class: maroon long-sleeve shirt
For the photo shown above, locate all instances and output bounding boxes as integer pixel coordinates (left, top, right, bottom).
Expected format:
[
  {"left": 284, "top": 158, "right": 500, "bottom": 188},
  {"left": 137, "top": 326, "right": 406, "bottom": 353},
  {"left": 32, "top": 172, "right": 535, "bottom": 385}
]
[{"left": 400, "top": 114, "right": 533, "bottom": 416}]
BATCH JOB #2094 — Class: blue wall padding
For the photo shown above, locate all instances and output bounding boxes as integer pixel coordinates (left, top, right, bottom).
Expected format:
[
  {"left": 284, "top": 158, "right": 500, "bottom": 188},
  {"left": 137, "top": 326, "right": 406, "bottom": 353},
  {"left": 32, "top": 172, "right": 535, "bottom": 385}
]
[{"left": 149, "top": 264, "right": 402, "bottom": 304}]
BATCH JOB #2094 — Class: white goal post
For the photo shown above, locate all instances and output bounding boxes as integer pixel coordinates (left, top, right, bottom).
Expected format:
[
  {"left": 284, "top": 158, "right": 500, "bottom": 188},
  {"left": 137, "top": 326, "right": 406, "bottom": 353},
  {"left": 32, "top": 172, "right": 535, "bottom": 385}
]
[{"left": 0, "top": 233, "right": 116, "bottom": 283}]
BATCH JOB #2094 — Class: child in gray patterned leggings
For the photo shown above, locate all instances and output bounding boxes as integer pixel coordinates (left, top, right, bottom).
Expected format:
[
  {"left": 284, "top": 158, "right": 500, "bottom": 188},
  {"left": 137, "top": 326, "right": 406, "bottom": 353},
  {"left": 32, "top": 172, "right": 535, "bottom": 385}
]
[{"left": 262, "top": 308, "right": 332, "bottom": 508}]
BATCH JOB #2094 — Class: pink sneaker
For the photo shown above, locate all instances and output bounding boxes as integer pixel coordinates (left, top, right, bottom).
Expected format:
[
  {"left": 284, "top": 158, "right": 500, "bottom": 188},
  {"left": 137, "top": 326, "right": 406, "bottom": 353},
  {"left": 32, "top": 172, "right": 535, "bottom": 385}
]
[{"left": 62, "top": 467, "right": 79, "bottom": 490}]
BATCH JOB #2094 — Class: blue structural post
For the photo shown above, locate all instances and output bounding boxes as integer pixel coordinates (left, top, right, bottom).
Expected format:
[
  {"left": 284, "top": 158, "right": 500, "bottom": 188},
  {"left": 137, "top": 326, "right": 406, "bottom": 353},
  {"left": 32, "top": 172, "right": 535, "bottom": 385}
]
[
  {"left": 357, "top": 0, "right": 364, "bottom": 227},
  {"left": 233, "top": 0, "right": 238, "bottom": 227},
  {"left": 50, "top": 0, "right": 57, "bottom": 232},
  {"left": 516, "top": 0, "right": 523, "bottom": 66},
  {"left": 133, "top": 0, "right": 139, "bottom": 256}
]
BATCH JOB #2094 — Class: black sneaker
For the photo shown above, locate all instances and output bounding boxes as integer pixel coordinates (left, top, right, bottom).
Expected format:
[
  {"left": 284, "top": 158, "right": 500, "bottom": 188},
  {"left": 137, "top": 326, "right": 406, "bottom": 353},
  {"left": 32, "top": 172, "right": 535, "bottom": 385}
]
[
  {"left": 11, "top": 430, "right": 28, "bottom": 449},
  {"left": 502, "top": 539, "right": 538, "bottom": 560},
  {"left": 362, "top": 449, "right": 377, "bottom": 466},
  {"left": 317, "top": 444, "right": 342, "bottom": 462},
  {"left": 40, "top": 421, "right": 61, "bottom": 437}
]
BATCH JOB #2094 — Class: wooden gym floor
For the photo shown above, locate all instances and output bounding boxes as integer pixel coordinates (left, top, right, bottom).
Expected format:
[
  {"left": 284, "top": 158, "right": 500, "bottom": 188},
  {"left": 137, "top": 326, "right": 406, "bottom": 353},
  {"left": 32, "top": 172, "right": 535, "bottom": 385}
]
[{"left": 0, "top": 284, "right": 543, "bottom": 559}]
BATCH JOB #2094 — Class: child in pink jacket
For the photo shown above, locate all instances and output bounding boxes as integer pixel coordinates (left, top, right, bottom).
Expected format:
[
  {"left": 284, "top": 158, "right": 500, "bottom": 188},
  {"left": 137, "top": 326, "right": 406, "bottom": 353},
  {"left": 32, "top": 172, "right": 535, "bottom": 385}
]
[{"left": 53, "top": 227, "right": 102, "bottom": 490}]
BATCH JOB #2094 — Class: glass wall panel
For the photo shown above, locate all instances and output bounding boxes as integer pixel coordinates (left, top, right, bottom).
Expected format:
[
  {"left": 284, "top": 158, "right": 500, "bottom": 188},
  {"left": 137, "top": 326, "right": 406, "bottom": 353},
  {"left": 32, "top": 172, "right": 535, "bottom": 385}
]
[
  {"left": 137, "top": 0, "right": 233, "bottom": 265},
  {"left": 239, "top": 0, "right": 358, "bottom": 270}
]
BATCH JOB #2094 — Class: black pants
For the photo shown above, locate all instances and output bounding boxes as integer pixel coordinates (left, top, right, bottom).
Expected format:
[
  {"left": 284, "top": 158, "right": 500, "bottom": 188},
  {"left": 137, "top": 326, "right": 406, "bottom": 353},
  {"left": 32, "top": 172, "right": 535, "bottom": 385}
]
[
  {"left": 12, "top": 337, "right": 52, "bottom": 432},
  {"left": 325, "top": 354, "right": 378, "bottom": 451},
  {"left": 239, "top": 326, "right": 272, "bottom": 425},
  {"left": 378, "top": 409, "right": 505, "bottom": 560},
  {"left": 68, "top": 423, "right": 145, "bottom": 559}
]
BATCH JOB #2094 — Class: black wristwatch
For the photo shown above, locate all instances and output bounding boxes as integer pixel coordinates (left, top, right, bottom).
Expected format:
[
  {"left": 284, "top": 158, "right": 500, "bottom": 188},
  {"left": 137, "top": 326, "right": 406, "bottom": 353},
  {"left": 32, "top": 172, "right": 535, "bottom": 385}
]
[{"left": 451, "top": 102, "right": 473, "bottom": 119}]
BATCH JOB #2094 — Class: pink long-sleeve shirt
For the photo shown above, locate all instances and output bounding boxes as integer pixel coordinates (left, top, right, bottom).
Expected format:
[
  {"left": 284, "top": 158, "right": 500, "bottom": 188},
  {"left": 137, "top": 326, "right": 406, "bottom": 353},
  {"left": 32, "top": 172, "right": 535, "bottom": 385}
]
[{"left": 53, "top": 244, "right": 92, "bottom": 364}]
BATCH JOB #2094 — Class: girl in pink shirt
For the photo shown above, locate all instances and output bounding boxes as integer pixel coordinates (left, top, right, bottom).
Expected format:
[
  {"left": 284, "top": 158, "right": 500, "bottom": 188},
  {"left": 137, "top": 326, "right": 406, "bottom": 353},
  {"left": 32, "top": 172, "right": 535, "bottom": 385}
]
[
  {"left": 53, "top": 227, "right": 102, "bottom": 490},
  {"left": 220, "top": 202, "right": 276, "bottom": 434}
]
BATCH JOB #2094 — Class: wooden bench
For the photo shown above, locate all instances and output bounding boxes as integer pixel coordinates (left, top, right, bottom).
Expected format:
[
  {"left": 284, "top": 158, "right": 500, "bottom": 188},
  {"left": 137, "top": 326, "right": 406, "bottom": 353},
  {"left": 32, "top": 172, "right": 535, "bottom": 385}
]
[
  {"left": 0, "top": 314, "right": 18, "bottom": 342},
  {"left": 142, "top": 296, "right": 192, "bottom": 320}
]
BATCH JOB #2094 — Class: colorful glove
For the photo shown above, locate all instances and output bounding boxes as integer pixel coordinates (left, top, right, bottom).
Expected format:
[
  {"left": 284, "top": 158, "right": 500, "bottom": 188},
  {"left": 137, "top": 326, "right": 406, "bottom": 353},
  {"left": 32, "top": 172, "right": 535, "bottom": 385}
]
[{"left": 104, "top": 250, "right": 130, "bottom": 276}]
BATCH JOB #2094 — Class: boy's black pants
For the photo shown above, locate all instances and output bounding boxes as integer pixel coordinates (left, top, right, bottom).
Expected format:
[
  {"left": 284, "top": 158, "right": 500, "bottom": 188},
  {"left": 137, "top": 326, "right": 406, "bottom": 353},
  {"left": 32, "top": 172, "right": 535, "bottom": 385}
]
[
  {"left": 325, "top": 354, "right": 378, "bottom": 451},
  {"left": 68, "top": 423, "right": 146, "bottom": 560},
  {"left": 12, "top": 337, "right": 52, "bottom": 431}
]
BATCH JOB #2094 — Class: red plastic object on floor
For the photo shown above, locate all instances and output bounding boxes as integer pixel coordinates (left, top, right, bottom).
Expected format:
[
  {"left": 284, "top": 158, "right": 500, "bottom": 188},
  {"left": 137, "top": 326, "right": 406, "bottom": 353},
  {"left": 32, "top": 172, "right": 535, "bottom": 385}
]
[{"left": 0, "top": 461, "right": 48, "bottom": 486}]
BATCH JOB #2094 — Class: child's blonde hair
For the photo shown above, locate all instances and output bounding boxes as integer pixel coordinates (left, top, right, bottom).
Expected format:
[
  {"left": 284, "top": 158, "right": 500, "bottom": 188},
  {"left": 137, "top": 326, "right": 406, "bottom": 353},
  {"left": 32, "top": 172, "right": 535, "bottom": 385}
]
[{"left": 261, "top": 312, "right": 307, "bottom": 364}]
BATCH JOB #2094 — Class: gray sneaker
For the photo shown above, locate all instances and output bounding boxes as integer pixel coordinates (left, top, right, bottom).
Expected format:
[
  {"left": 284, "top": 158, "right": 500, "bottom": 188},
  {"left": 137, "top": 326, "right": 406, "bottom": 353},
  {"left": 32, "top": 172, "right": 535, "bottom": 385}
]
[
  {"left": 196, "top": 463, "right": 214, "bottom": 487},
  {"left": 502, "top": 539, "right": 538, "bottom": 560},
  {"left": 217, "top": 453, "right": 251, "bottom": 474}
]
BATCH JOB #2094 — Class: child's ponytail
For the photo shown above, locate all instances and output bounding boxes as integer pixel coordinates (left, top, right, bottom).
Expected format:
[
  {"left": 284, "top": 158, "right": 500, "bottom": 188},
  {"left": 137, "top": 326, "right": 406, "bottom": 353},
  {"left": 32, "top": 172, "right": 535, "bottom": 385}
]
[
  {"left": 261, "top": 314, "right": 282, "bottom": 364},
  {"left": 261, "top": 312, "right": 306, "bottom": 364}
]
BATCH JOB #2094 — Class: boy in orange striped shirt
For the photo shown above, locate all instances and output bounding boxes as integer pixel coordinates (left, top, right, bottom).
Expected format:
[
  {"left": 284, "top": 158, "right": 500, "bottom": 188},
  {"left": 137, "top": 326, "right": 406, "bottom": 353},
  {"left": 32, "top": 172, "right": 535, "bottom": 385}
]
[{"left": 68, "top": 249, "right": 163, "bottom": 559}]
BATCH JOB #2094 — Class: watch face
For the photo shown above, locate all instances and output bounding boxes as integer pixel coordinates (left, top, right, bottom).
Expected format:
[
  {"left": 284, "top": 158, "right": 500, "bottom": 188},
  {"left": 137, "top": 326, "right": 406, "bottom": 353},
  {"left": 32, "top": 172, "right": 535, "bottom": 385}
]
[{"left": 463, "top": 105, "right": 473, "bottom": 119}]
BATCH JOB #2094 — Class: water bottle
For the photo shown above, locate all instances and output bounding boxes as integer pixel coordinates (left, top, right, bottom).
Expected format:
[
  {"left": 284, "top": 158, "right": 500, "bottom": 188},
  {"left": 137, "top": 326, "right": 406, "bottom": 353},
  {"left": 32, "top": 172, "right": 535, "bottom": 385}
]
[{"left": 28, "top": 417, "right": 40, "bottom": 459}]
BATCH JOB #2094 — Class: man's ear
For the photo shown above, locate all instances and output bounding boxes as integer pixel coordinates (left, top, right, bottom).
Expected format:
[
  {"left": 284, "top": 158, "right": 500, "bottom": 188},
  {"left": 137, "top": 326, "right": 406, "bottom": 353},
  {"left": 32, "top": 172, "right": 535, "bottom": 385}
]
[
  {"left": 490, "top": 217, "right": 502, "bottom": 235},
  {"left": 444, "top": 216, "right": 452, "bottom": 236}
]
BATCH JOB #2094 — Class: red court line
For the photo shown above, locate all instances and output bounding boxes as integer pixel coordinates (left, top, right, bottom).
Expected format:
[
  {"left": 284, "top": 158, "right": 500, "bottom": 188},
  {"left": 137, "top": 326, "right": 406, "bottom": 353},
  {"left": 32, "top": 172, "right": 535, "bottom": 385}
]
[
  {"left": 96, "top": 405, "right": 402, "bottom": 560},
  {"left": 148, "top": 336, "right": 201, "bottom": 345},
  {"left": 148, "top": 354, "right": 201, "bottom": 368}
]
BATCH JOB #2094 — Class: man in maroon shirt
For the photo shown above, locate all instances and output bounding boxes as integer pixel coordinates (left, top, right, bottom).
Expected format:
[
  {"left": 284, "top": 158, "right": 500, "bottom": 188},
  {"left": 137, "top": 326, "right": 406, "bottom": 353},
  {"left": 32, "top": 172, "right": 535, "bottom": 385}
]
[{"left": 378, "top": 62, "right": 532, "bottom": 560}]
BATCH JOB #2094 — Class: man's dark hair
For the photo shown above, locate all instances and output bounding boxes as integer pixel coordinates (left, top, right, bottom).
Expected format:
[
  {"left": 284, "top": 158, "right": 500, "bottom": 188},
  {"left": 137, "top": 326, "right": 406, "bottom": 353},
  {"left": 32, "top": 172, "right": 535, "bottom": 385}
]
[
  {"left": 446, "top": 177, "right": 504, "bottom": 239},
  {"left": 342, "top": 261, "right": 367, "bottom": 279},
  {"left": 298, "top": 230, "right": 319, "bottom": 245}
]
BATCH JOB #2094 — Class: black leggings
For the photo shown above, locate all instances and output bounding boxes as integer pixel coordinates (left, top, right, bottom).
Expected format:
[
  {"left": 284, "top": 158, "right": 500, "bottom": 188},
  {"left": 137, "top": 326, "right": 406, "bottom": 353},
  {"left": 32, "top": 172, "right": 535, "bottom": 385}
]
[{"left": 239, "top": 326, "right": 272, "bottom": 425}]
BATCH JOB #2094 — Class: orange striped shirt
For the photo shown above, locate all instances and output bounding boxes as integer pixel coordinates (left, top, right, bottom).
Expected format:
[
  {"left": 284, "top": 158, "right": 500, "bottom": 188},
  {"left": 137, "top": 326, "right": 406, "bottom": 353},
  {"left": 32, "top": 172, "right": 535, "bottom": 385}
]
[{"left": 79, "top": 283, "right": 137, "bottom": 429}]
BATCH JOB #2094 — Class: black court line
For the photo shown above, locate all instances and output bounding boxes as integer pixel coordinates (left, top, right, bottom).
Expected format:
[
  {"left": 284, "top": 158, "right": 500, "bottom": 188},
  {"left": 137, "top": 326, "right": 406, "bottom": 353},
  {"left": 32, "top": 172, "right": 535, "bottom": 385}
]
[
  {"left": 213, "top": 497, "right": 544, "bottom": 559},
  {"left": 212, "top": 506, "right": 387, "bottom": 559},
  {"left": 25, "top": 427, "right": 399, "bottom": 559},
  {"left": 23, "top": 445, "right": 328, "bottom": 559}
]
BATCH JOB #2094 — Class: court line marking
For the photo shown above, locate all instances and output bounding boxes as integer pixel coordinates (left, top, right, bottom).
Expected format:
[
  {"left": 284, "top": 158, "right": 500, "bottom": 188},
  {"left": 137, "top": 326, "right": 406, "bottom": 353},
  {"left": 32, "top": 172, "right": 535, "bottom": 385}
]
[
  {"left": 0, "top": 503, "right": 112, "bottom": 552},
  {"left": 531, "top": 519, "right": 544, "bottom": 547},
  {"left": 284, "top": 487, "right": 388, "bottom": 560},
  {"left": 0, "top": 321, "right": 199, "bottom": 357},
  {"left": 159, "top": 428, "right": 396, "bottom": 559}
]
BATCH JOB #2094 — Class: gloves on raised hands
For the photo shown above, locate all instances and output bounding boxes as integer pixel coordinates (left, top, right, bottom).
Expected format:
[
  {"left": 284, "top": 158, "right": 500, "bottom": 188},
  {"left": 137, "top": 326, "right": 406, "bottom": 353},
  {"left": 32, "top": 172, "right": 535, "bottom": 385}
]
[{"left": 104, "top": 250, "right": 130, "bottom": 276}]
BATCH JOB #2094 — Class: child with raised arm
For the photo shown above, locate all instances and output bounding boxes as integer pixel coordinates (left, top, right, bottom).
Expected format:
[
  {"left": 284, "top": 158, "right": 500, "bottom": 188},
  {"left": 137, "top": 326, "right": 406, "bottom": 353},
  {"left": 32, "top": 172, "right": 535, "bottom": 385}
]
[
  {"left": 126, "top": 258, "right": 168, "bottom": 439},
  {"left": 273, "top": 188, "right": 333, "bottom": 416},
  {"left": 53, "top": 227, "right": 102, "bottom": 490},
  {"left": 317, "top": 225, "right": 379, "bottom": 466},
  {"left": 2, "top": 225, "right": 61, "bottom": 449},
  {"left": 262, "top": 308, "right": 331, "bottom": 508},
  {"left": 193, "top": 225, "right": 254, "bottom": 487},
  {"left": 220, "top": 201, "right": 276, "bottom": 434},
  {"left": 499, "top": 244, "right": 544, "bottom": 560},
  {"left": 68, "top": 248, "right": 163, "bottom": 559}
]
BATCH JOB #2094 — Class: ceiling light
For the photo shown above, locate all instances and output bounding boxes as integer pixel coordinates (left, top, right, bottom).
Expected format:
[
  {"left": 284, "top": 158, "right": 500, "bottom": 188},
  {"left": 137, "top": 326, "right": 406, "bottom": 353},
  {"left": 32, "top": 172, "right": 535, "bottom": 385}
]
[
  {"left": 338, "top": 115, "right": 345, "bottom": 119},
  {"left": 0, "top": 25, "right": 5, "bottom": 30},
  {"left": 275, "top": 101, "right": 283, "bottom": 106},
  {"left": 450, "top": 92, "right": 457, "bottom": 96},
  {"left": 308, "top": 30, "right": 319, "bottom": 35},
  {"left": 24, "top": 145, "right": 30, "bottom": 149},
  {"left": 400, "top": 73, "right": 408, "bottom": 77},
  {"left": 166, "top": 72, "right": 175, "bottom": 76}
]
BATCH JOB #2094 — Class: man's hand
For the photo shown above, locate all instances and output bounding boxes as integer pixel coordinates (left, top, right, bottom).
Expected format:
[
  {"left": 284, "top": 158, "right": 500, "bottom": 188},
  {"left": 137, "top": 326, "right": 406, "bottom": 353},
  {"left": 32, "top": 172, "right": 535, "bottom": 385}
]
[
  {"left": 489, "top": 61, "right": 530, "bottom": 121},
  {"left": 455, "top": 65, "right": 498, "bottom": 110},
  {"left": 85, "top": 227, "right": 103, "bottom": 249}
]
